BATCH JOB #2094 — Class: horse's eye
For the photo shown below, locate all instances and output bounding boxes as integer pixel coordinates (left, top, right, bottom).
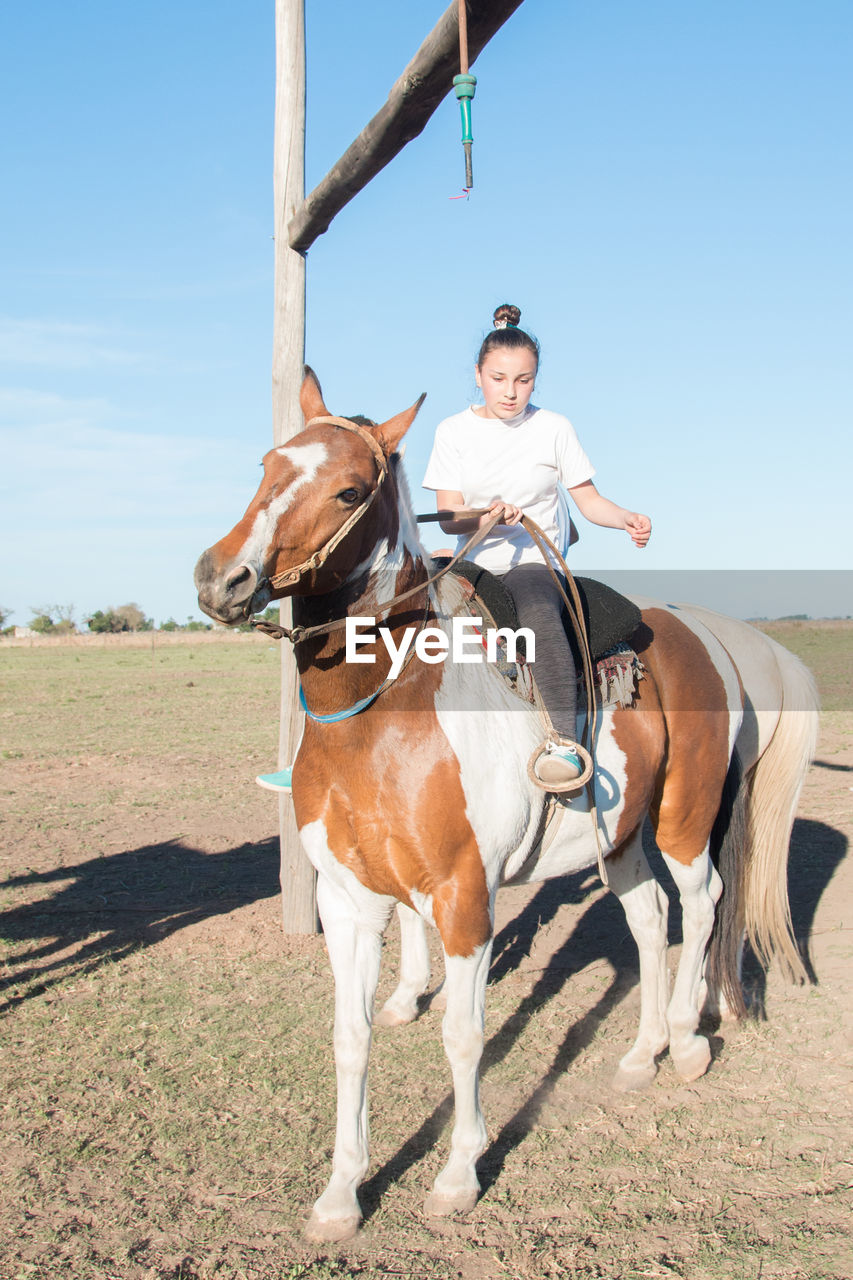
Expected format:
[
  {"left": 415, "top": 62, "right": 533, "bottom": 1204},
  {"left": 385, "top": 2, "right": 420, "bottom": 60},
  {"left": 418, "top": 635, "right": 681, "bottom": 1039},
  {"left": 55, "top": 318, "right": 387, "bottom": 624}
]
[{"left": 337, "top": 488, "right": 361, "bottom": 506}]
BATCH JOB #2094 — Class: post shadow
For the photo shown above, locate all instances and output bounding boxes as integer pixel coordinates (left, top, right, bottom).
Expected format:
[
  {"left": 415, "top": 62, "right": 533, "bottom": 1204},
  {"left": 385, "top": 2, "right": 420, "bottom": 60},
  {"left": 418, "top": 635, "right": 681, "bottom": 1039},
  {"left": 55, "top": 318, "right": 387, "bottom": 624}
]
[{"left": 0, "top": 837, "right": 281, "bottom": 1015}]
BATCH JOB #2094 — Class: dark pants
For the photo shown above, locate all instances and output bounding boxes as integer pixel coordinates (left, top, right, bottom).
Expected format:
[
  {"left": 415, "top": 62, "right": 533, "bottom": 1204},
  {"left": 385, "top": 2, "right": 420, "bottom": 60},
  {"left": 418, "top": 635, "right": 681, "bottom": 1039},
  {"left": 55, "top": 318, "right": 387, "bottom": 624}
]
[{"left": 501, "top": 563, "right": 577, "bottom": 738}]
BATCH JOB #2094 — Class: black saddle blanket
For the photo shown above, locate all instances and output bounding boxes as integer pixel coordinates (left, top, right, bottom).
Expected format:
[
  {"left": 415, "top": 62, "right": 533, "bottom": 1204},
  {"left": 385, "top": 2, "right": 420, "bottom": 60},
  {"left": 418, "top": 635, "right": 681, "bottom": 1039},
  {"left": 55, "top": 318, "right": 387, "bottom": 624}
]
[{"left": 431, "top": 559, "right": 641, "bottom": 665}]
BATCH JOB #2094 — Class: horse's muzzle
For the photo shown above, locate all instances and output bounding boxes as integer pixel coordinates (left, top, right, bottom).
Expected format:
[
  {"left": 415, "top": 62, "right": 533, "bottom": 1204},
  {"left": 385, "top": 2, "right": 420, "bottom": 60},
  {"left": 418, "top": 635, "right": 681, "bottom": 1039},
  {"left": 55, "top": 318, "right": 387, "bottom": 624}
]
[{"left": 194, "top": 550, "right": 266, "bottom": 625}]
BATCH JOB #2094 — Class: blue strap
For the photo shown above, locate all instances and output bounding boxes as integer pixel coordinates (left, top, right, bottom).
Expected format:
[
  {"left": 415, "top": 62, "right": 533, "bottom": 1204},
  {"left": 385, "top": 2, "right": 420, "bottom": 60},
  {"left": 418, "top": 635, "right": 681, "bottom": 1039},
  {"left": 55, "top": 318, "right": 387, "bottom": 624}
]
[{"left": 299, "top": 680, "right": 389, "bottom": 724}]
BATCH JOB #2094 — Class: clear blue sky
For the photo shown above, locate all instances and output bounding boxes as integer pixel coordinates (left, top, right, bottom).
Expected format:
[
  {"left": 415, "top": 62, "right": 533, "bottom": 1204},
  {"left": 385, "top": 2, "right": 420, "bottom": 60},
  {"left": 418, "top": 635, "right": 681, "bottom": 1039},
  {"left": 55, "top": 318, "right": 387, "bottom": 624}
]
[{"left": 1, "top": 1, "right": 850, "bottom": 627}]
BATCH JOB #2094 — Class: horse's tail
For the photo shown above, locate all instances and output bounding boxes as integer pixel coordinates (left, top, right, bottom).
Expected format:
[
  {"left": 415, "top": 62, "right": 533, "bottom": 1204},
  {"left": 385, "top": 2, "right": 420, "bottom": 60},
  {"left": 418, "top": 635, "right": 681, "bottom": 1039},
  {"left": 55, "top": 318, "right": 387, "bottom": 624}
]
[
  {"left": 707, "top": 640, "right": 818, "bottom": 1012},
  {"left": 742, "top": 642, "right": 819, "bottom": 983}
]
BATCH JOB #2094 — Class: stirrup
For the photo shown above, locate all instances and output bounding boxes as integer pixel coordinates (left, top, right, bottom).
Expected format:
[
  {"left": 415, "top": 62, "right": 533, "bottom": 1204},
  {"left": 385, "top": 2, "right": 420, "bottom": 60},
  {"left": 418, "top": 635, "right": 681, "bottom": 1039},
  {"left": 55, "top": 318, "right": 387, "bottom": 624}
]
[{"left": 527, "top": 738, "right": 594, "bottom": 793}]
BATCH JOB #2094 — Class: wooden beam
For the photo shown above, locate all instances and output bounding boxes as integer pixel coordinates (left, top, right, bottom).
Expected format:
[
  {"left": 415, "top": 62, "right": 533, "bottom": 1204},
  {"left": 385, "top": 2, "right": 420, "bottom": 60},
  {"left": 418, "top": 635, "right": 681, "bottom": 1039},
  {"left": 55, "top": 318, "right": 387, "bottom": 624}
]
[
  {"left": 273, "top": 0, "right": 318, "bottom": 934},
  {"left": 287, "top": 0, "right": 524, "bottom": 252}
]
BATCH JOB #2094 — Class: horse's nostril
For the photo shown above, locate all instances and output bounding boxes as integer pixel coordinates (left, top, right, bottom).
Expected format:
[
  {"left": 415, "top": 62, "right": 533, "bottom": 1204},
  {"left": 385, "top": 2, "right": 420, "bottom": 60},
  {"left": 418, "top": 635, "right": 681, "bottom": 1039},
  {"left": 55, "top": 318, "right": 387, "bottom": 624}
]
[{"left": 224, "top": 563, "right": 257, "bottom": 599}]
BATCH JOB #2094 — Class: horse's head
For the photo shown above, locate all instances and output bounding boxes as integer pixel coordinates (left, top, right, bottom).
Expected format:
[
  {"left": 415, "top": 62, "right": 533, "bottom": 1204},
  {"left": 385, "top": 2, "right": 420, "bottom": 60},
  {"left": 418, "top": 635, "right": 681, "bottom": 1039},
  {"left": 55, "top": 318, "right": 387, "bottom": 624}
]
[{"left": 194, "top": 368, "right": 426, "bottom": 626}]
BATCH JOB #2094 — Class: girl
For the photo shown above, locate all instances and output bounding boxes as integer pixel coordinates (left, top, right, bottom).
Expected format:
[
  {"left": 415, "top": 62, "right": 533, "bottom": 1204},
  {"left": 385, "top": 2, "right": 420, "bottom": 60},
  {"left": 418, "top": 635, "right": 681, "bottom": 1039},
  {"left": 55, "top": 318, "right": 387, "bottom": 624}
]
[
  {"left": 422, "top": 303, "right": 651, "bottom": 790},
  {"left": 256, "top": 304, "right": 651, "bottom": 795}
]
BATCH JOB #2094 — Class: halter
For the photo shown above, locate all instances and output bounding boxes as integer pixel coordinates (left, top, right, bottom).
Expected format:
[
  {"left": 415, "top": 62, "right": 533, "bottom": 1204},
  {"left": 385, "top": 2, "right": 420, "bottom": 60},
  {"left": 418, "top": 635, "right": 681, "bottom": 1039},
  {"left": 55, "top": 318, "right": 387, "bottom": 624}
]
[
  {"left": 268, "top": 415, "right": 390, "bottom": 591},
  {"left": 253, "top": 414, "right": 505, "bottom": 647}
]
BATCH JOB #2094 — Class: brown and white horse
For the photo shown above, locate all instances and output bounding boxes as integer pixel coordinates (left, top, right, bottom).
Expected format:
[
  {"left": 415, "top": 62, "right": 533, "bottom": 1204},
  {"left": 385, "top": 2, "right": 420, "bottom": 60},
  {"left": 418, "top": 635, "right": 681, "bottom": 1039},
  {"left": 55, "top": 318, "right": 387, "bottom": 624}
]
[{"left": 195, "top": 370, "right": 818, "bottom": 1242}]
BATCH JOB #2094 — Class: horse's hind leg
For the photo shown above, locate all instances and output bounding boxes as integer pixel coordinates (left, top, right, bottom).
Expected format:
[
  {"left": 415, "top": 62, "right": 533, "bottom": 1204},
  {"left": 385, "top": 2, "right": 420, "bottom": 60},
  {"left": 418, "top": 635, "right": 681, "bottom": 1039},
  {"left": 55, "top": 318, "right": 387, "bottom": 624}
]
[
  {"left": 662, "top": 846, "right": 723, "bottom": 1081},
  {"left": 607, "top": 829, "right": 671, "bottom": 1091},
  {"left": 375, "top": 903, "right": 434, "bottom": 1027}
]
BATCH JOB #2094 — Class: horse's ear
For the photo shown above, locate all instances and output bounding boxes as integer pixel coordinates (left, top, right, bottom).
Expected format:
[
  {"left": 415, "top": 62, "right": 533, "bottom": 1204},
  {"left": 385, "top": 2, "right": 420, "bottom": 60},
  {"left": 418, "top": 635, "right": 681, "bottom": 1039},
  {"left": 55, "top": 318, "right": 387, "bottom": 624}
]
[
  {"left": 374, "top": 393, "right": 427, "bottom": 455},
  {"left": 300, "top": 366, "right": 329, "bottom": 422}
]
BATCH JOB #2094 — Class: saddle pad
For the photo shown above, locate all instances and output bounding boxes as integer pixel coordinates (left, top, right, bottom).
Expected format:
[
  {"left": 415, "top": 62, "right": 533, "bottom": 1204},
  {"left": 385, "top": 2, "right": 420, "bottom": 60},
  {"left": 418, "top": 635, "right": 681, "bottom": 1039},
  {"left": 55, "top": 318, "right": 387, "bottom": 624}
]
[{"left": 430, "top": 558, "right": 641, "bottom": 664}]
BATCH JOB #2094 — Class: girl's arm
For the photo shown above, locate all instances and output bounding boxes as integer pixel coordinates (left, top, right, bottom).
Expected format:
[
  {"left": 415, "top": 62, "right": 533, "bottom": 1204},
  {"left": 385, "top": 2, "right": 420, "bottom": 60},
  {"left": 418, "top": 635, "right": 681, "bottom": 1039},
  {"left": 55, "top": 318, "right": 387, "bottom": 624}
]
[
  {"left": 569, "top": 480, "right": 652, "bottom": 547},
  {"left": 435, "top": 490, "right": 522, "bottom": 536}
]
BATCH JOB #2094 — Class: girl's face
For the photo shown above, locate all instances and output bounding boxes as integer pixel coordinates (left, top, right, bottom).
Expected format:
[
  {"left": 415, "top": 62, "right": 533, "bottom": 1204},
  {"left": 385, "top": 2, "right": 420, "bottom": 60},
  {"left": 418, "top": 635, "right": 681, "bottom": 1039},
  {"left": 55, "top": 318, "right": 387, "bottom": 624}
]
[{"left": 474, "top": 347, "right": 538, "bottom": 420}]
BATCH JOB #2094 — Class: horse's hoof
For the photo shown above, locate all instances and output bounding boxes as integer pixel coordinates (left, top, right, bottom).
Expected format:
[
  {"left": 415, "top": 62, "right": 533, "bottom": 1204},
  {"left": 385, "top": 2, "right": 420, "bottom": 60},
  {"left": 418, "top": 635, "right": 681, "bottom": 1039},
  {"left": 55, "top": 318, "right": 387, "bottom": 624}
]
[
  {"left": 424, "top": 1187, "right": 479, "bottom": 1217},
  {"left": 611, "top": 1061, "right": 658, "bottom": 1092},
  {"left": 304, "top": 1211, "right": 361, "bottom": 1243},
  {"left": 374, "top": 1003, "right": 416, "bottom": 1028},
  {"left": 671, "top": 1035, "right": 712, "bottom": 1082}
]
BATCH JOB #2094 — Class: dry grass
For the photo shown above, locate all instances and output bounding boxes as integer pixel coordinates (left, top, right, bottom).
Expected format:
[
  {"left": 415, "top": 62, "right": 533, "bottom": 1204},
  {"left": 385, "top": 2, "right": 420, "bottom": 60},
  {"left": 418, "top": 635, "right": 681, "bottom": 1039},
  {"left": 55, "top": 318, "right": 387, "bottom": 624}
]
[{"left": 1, "top": 628, "right": 851, "bottom": 1279}]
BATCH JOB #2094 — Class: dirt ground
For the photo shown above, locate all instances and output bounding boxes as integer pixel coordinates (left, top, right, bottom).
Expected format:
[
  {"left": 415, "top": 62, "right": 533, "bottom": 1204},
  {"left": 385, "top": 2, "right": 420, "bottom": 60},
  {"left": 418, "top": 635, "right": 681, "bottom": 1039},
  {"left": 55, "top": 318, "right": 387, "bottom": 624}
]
[{"left": 1, "top": 627, "right": 851, "bottom": 1279}]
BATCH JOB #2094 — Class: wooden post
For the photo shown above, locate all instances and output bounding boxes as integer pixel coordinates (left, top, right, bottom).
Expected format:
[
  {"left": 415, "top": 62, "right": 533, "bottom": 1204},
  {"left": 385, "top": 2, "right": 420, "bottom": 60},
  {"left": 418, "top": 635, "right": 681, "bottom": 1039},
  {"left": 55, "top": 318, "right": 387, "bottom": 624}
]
[
  {"left": 269, "top": 0, "right": 525, "bottom": 934},
  {"left": 272, "top": 0, "right": 318, "bottom": 933}
]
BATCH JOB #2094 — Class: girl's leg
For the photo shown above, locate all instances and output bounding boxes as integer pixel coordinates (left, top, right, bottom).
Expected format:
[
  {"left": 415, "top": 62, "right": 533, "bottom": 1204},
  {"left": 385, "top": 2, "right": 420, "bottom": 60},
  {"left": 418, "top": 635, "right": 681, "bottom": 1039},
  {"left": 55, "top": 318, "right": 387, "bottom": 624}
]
[{"left": 501, "top": 563, "right": 577, "bottom": 736}]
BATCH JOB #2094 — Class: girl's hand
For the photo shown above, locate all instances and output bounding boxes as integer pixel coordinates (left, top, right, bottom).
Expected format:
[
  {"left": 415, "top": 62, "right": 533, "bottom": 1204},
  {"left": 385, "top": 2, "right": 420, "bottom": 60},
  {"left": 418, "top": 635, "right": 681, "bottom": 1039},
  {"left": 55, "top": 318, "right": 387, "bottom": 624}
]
[
  {"left": 624, "top": 512, "right": 652, "bottom": 547},
  {"left": 482, "top": 500, "right": 523, "bottom": 528}
]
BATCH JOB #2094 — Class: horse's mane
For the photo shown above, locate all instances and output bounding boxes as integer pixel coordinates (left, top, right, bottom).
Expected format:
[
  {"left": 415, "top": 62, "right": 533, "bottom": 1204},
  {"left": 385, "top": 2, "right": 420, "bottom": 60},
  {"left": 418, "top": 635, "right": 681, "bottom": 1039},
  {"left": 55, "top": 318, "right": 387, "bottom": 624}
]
[{"left": 341, "top": 410, "right": 431, "bottom": 572}]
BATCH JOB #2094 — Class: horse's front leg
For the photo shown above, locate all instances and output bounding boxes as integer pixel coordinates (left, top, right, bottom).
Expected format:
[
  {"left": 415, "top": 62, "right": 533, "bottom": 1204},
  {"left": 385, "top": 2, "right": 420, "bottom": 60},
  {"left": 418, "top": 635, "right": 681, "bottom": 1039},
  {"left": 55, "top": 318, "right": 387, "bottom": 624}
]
[
  {"left": 424, "top": 936, "right": 493, "bottom": 1216},
  {"left": 375, "top": 902, "right": 435, "bottom": 1027},
  {"left": 661, "top": 845, "right": 723, "bottom": 1081},
  {"left": 606, "top": 829, "right": 671, "bottom": 1091},
  {"left": 305, "top": 873, "right": 393, "bottom": 1243}
]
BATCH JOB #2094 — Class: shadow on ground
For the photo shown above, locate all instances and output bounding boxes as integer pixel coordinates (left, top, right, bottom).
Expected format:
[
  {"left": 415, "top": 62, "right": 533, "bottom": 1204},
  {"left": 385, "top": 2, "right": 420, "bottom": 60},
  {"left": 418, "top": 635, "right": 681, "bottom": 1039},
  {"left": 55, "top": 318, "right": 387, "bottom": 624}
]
[
  {"left": 361, "top": 814, "right": 847, "bottom": 1217},
  {"left": 0, "top": 837, "right": 280, "bottom": 1014},
  {"left": 2, "top": 811, "right": 846, "bottom": 1211}
]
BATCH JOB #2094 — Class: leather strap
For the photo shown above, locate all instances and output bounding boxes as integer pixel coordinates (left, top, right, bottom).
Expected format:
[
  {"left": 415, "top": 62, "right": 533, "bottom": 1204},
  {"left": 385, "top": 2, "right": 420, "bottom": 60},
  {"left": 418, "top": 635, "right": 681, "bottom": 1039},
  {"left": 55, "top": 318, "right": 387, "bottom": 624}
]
[
  {"left": 255, "top": 507, "right": 502, "bottom": 645},
  {"left": 269, "top": 416, "right": 389, "bottom": 590}
]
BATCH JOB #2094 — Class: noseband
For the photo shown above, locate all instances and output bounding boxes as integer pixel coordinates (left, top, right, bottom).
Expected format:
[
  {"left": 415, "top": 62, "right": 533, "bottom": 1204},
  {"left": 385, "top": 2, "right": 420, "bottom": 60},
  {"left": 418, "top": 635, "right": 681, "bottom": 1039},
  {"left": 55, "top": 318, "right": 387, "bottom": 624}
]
[{"left": 268, "top": 415, "right": 390, "bottom": 591}]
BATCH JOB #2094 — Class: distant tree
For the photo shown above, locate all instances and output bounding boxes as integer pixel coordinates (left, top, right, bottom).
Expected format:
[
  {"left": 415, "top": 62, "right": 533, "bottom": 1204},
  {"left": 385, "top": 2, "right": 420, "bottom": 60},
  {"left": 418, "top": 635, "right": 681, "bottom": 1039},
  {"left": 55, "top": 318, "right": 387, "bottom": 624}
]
[
  {"left": 86, "top": 603, "right": 153, "bottom": 633},
  {"left": 114, "top": 603, "right": 152, "bottom": 632},
  {"left": 160, "top": 618, "right": 179, "bottom": 632},
  {"left": 29, "top": 604, "right": 77, "bottom": 636},
  {"left": 51, "top": 603, "right": 77, "bottom": 635},
  {"left": 86, "top": 609, "right": 128, "bottom": 634},
  {"left": 0, "top": 605, "right": 12, "bottom": 630},
  {"left": 185, "top": 616, "right": 213, "bottom": 632}
]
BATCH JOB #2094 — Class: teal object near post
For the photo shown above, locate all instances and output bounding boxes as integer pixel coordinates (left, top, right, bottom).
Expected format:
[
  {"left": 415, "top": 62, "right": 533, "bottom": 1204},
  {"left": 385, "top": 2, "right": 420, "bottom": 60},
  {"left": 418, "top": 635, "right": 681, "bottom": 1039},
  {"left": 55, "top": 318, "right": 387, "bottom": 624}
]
[{"left": 453, "top": 73, "right": 477, "bottom": 143}]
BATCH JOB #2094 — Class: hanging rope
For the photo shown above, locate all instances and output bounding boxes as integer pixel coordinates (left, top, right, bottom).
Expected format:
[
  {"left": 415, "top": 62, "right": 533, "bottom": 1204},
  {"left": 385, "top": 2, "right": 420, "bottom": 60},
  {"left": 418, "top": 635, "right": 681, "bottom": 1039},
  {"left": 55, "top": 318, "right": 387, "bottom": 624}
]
[{"left": 453, "top": 0, "right": 476, "bottom": 189}]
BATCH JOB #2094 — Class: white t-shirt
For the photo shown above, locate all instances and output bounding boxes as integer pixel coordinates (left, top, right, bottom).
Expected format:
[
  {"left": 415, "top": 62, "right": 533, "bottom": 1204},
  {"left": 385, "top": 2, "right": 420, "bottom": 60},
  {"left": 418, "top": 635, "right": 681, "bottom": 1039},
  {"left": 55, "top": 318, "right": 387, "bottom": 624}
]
[{"left": 422, "top": 404, "right": 595, "bottom": 573}]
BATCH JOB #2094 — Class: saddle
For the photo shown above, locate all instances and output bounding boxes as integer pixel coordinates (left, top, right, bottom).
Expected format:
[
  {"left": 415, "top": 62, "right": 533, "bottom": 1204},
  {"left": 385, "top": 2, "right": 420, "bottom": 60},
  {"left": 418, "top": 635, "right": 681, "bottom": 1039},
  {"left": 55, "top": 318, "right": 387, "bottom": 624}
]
[{"left": 431, "top": 558, "right": 644, "bottom": 708}]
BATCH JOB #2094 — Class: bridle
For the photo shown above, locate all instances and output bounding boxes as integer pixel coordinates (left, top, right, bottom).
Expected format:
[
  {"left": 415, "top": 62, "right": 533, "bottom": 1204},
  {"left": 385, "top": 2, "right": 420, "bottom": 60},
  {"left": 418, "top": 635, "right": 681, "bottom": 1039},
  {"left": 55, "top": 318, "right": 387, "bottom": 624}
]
[
  {"left": 252, "top": 413, "right": 504, "bottom": 647},
  {"left": 267, "top": 415, "right": 390, "bottom": 592}
]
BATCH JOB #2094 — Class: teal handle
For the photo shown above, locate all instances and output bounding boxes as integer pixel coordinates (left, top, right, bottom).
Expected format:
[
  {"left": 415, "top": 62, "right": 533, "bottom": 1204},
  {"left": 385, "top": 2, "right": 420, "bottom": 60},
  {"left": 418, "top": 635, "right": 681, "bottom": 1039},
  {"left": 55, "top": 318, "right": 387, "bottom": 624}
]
[
  {"left": 453, "top": 73, "right": 477, "bottom": 145},
  {"left": 458, "top": 99, "right": 473, "bottom": 144}
]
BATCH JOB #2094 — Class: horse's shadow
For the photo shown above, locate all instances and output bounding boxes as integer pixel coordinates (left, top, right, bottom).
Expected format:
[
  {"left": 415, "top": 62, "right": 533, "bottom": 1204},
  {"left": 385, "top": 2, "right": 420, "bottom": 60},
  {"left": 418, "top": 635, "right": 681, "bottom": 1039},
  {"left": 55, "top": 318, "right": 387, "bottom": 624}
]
[
  {"left": 0, "top": 838, "right": 281, "bottom": 1015},
  {"left": 360, "top": 814, "right": 847, "bottom": 1217}
]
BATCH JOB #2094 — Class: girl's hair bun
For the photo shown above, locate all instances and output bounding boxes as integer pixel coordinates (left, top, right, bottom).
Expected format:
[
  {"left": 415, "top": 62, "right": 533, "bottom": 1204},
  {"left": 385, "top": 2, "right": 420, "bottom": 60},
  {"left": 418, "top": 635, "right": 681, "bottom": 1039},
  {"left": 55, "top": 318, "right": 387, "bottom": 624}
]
[
  {"left": 493, "top": 303, "right": 521, "bottom": 330},
  {"left": 477, "top": 302, "right": 539, "bottom": 367}
]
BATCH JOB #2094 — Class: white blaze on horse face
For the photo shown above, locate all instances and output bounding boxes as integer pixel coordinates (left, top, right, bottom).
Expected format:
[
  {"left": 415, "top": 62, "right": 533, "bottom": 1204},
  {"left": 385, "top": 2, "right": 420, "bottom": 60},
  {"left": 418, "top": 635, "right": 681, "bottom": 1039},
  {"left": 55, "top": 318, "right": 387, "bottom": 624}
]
[{"left": 239, "top": 441, "right": 329, "bottom": 570}]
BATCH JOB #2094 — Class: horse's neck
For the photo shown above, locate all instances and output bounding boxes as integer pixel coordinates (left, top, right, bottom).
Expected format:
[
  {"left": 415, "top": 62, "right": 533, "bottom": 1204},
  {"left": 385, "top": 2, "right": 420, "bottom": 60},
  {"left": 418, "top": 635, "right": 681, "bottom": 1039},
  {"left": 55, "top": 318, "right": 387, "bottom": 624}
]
[{"left": 294, "top": 475, "right": 431, "bottom": 706}]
